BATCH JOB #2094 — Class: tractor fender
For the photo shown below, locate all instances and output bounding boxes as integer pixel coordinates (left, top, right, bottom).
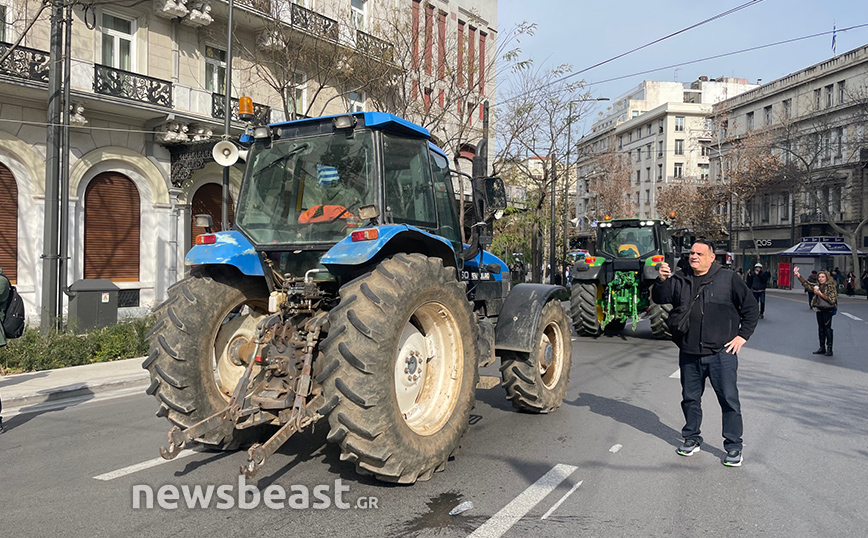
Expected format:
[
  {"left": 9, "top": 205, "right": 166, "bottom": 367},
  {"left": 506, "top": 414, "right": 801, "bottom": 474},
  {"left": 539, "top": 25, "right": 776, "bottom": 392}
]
[
  {"left": 572, "top": 262, "right": 602, "bottom": 282},
  {"left": 321, "top": 224, "right": 458, "bottom": 272},
  {"left": 184, "top": 230, "right": 264, "bottom": 276},
  {"left": 495, "top": 284, "right": 569, "bottom": 354}
]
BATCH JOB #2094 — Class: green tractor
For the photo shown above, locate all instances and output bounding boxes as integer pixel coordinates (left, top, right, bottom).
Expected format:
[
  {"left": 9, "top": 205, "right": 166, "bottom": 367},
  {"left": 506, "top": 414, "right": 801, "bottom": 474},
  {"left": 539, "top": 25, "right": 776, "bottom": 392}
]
[{"left": 569, "top": 218, "right": 687, "bottom": 338}]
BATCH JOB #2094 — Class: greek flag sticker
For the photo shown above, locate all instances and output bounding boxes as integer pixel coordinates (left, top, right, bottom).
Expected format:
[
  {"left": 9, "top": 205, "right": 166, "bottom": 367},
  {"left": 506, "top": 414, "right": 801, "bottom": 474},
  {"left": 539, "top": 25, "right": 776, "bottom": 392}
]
[{"left": 316, "top": 164, "right": 340, "bottom": 185}]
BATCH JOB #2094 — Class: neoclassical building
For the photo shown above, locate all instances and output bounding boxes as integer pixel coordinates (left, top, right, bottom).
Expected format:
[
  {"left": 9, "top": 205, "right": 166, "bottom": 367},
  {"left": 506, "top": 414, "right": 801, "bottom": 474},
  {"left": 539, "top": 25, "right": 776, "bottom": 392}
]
[{"left": 0, "top": 0, "right": 497, "bottom": 323}]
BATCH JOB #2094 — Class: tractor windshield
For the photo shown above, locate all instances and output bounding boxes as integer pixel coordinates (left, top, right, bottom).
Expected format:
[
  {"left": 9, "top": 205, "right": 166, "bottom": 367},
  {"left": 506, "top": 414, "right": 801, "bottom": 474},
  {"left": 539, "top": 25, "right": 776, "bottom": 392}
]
[
  {"left": 599, "top": 226, "right": 656, "bottom": 258},
  {"left": 235, "top": 131, "right": 376, "bottom": 245}
]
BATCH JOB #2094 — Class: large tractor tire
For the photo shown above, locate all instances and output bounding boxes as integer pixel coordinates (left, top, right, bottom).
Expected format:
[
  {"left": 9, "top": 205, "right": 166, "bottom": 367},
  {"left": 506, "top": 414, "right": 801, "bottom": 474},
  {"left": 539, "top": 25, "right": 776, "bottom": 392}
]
[
  {"left": 144, "top": 267, "right": 270, "bottom": 448},
  {"left": 500, "top": 300, "right": 572, "bottom": 413},
  {"left": 570, "top": 280, "right": 603, "bottom": 337},
  {"left": 648, "top": 301, "right": 672, "bottom": 340},
  {"left": 318, "top": 253, "right": 478, "bottom": 484}
]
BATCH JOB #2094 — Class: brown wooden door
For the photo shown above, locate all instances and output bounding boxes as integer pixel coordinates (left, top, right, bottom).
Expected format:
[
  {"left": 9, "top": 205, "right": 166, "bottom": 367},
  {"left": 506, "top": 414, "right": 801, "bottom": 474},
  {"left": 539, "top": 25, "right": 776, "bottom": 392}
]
[
  {"left": 190, "top": 183, "right": 233, "bottom": 249},
  {"left": 0, "top": 163, "right": 17, "bottom": 284},
  {"left": 84, "top": 172, "right": 140, "bottom": 282}
]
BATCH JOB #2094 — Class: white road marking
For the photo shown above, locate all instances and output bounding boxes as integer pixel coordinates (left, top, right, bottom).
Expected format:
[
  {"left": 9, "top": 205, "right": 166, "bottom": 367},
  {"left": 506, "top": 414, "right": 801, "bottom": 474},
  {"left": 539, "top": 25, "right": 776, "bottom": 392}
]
[
  {"left": 670, "top": 370, "right": 680, "bottom": 379},
  {"left": 540, "top": 481, "right": 583, "bottom": 520},
  {"left": 609, "top": 444, "right": 622, "bottom": 453},
  {"left": 93, "top": 449, "right": 200, "bottom": 481},
  {"left": 841, "top": 312, "right": 864, "bottom": 321},
  {"left": 4, "top": 385, "right": 147, "bottom": 418},
  {"left": 469, "top": 464, "right": 578, "bottom": 537}
]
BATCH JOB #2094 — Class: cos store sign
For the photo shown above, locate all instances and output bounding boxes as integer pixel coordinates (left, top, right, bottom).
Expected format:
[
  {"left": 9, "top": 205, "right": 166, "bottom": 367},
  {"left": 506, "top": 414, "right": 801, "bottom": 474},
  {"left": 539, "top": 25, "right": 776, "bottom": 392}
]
[{"left": 738, "top": 239, "right": 790, "bottom": 249}]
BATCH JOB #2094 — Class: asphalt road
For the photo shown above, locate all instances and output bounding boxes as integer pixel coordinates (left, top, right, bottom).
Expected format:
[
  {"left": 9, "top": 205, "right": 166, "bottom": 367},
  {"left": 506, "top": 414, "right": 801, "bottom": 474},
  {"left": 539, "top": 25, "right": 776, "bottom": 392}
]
[{"left": 2, "top": 291, "right": 867, "bottom": 537}]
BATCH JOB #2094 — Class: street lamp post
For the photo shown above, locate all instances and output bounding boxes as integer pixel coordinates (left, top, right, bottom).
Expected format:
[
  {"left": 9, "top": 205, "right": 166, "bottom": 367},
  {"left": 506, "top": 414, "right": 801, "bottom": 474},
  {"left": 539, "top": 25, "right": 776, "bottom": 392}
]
[
  {"left": 563, "top": 101, "right": 574, "bottom": 281},
  {"left": 550, "top": 97, "right": 608, "bottom": 287}
]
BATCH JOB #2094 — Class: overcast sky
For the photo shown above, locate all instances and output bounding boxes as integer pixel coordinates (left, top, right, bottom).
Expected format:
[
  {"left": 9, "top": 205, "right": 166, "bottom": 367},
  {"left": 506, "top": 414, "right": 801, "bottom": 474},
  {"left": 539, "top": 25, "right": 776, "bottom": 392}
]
[{"left": 497, "top": 0, "right": 868, "bottom": 135}]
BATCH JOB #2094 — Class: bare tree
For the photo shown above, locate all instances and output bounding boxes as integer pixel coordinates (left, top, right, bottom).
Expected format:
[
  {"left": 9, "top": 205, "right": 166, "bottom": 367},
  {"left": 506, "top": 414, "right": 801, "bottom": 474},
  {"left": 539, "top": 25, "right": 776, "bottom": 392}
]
[
  {"left": 579, "top": 145, "right": 635, "bottom": 220},
  {"left": 494, "top": 62, "right": 590, "bottom": 282},
  {"left": 771, "top": 93, "right": 868, "bottom": 285},
  {"left": 724, "top": 129, "right": 789, "bottom": 261},
  {"left": 657, "top": 181, "right": 728, "bottom": 240}
]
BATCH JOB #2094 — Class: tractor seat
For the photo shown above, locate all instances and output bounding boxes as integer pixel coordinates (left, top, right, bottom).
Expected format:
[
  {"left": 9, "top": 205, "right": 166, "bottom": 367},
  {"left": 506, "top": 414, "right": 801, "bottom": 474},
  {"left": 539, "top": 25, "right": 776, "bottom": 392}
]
[{"left": 618, "top": 244, "right": 640, "bottom": 258}]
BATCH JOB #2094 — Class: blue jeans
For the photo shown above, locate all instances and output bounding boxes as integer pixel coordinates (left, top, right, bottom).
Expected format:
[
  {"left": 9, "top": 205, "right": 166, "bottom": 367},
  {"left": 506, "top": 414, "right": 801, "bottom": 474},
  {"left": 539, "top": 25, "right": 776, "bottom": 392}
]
[{"left": 679, "top": 350, "right": 743, "bottom": 451}]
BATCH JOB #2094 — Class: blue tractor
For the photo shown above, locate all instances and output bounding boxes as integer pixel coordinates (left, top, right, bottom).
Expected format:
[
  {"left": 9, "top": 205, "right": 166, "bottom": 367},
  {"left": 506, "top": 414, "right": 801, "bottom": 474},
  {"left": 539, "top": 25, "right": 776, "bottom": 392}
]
[{"left": 147, "top": 111, "right": 572, "bottom": 483}]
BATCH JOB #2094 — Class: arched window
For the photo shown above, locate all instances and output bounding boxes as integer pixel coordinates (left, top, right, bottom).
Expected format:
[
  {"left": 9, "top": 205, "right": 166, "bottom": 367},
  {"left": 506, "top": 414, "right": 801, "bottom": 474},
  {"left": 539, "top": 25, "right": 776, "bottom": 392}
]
[
  {"left": 84, "top": 172, "right": 140, "bottom": 281},
  {"left": 189, "top": 183, "right": 233, "bottom": 249},
  {"left": 0, "top": 163, "right": 18, "bottom": 284}
]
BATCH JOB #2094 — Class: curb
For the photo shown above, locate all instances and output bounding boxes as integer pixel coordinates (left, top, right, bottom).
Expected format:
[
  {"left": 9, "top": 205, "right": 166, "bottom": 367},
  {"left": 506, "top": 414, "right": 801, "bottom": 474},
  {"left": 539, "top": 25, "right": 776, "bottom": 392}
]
[{"left": 1, "top": 357, "right": 150, "bottom": 412}]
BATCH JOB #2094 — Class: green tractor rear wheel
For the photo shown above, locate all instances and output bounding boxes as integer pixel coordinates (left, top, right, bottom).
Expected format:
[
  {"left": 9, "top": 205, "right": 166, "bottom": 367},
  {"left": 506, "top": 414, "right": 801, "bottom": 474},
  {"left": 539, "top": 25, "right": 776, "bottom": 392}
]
[
  {"left": 648, "top": 301, "right": 672, "bottom": 340},
  {"left": 570, "top": 281, "right": 603, "bottom": 337}
]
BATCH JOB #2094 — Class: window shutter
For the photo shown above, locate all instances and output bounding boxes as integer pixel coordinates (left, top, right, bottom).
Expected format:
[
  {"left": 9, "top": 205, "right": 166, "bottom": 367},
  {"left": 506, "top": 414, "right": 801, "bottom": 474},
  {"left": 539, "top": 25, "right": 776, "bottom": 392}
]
[
  {"left": 0, "top": 163, "right": 18, "bottom": 284},
  {"left": 84, "top": 172, "right": 140, "bottom": 282}
]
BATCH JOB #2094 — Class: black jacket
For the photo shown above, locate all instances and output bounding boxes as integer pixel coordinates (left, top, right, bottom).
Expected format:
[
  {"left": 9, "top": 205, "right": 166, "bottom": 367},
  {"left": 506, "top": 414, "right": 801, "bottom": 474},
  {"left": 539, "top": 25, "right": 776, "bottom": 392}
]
[
  {"left": 652, "top": 263, "right": 759, "bottom": 353},
  {"left": 746, "top": 270, "right": 771, "bottom": 291}
]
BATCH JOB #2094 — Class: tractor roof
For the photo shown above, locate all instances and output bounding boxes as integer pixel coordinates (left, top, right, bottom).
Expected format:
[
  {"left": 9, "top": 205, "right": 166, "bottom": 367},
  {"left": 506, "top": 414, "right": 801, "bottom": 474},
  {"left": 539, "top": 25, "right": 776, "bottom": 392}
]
[{"left": 271, "top": 112, "right": 430, "bottom": 139}]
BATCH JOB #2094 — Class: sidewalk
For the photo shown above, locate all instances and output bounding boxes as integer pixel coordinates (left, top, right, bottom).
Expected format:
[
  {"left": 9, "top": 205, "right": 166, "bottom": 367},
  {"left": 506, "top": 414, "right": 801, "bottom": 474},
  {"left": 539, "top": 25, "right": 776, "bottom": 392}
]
[{"left": 1, "top": 356, "right": 149, "bottom": 413}]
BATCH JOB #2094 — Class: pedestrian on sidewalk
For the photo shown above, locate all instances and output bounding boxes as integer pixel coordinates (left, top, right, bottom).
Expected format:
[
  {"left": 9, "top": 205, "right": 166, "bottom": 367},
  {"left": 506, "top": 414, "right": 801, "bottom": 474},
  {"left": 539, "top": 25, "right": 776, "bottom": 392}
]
[
  {"left": 746, "top": 263, "right": 771, "bottom": 319},
  {"left": 861, "top": 269, "right": 868, "bottom": 301},
  {"left": 0, "top": 266, "right": 10, "bottom": 434},
  {"left": 806, "top": 270, "right": 818, "bottom": 308},
  {"left": 652, "top": 239, "right": 759, "bottom": 467},
  {"left": 845, "top": 271, "right": 856, "bottom": 296},
  {"left": 794, "top": 266, "right": 838, "bottom": 357}
]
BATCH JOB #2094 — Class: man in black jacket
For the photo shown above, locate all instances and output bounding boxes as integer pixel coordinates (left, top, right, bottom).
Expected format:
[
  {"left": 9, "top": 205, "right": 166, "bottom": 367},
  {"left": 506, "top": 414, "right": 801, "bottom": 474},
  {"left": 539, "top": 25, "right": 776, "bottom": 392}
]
[
  {"left": 652, "top": 239, "right": 759, "bottom": 467},
  {"left": 746, "top": 263, "right": 771, "bottom": 318}
]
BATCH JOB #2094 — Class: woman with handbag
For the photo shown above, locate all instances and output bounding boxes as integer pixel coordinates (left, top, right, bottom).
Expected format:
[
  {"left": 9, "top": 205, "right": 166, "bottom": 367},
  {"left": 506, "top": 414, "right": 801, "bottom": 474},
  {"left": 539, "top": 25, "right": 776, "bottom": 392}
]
[{"left": 794, "top": 267, "right": 838, "bottom": 356}]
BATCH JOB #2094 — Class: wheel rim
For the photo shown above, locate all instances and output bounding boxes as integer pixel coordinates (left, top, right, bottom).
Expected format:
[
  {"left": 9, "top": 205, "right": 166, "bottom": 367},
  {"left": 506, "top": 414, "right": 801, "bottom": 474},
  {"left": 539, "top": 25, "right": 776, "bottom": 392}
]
[
  {"left": 393, "top": 301, "right": 464, "bottom": 436},
  {"left": 212, "top": 304, "right": 265, "bottom": 401},
  {"left": 538, "top": 318, "right": 565, "bottom": 389}
]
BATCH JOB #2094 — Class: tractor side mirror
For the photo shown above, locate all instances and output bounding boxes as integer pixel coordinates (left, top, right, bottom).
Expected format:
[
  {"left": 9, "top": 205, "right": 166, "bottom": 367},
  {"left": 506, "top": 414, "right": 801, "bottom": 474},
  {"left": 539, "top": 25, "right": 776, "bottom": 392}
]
[
  {"left": 194, "top": 214, "right": 214, "bottom": 233},
  {"left": 472, "top": 176, "right": 506, "bottom": 222},
  {"left": 484, "top": 176, "right": 506, "bottom": 214}
]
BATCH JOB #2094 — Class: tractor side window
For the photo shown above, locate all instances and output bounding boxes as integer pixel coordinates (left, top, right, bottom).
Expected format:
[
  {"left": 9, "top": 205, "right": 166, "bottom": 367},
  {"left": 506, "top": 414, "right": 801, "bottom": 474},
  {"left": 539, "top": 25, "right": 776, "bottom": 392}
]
[
  {"left": 383, "top": 134, "right": 437, "bottom": 229},
  {"left": 429, "top": 150, "right": 461, "bottom": 246}
]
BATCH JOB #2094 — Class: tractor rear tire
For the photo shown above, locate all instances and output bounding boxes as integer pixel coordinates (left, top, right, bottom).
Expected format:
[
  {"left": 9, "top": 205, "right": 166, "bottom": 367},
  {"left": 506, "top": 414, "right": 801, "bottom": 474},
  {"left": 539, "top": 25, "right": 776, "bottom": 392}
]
[
  {"left": 500, "top": 300, "right": 572, "bottom": 413},
  {"left": 144, "top": 267, "right": 270, "bottom": 448},
  {"left": 648, "top": 301, "right": 672, "bottom": 340},
  {"left": 318, "top": 254, "right": 478, "bottom": 484},
  {"left": 571, "top": 281, "right": 602, "bottom": 337}
]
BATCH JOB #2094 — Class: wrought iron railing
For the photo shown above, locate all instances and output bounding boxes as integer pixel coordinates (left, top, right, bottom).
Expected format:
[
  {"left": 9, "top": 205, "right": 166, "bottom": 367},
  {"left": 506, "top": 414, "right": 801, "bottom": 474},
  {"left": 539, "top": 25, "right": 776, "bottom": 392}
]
[
  {"left": 291, "top": 3, "right": 339, "bottom": 40},
  {"left": 800, "top": 211, "right": 827, "bottom": 223},
  {"left": 236, "top": 0, "right": 271, "bottom": 12},
  {"left": 356, "top": 30, "right": 392, "bottom": 58},
  {"left": 211, "top": 93, "right": 272, "bottom": 124},
  {"left": 94, "top": 64, "right": 173, "bottom": 107},
  {"left": 0, "top": 41, "right": 50, "bottom": 82}
]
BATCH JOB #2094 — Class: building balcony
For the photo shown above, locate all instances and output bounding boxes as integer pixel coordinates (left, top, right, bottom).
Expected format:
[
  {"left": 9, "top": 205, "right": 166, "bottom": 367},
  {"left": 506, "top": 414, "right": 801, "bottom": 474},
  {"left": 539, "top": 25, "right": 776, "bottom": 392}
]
[
  {"left": 0, "top": 41, "right": 50, "bottom": 83},
  {"left": 211, "top": 93, "right": 272, "bottom": 124},
  {"left": 356, "top": 30, "right": 392, "bottom": 58},
  {"left": 290, "top": 3, "right": 339, "bottom": 41},
  {"left": 236, "top": 0, "right": 272, "bottom": 12},
  {"left": 94, "top": 64, "right": 173, "bottom": 108}
]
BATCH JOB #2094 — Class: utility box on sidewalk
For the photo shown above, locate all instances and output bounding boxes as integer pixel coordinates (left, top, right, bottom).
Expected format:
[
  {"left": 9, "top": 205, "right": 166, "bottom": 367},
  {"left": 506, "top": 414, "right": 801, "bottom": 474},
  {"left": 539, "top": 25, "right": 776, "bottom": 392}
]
[{"left": 69, "top": 279, "right": 119, "bottom": 332}]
